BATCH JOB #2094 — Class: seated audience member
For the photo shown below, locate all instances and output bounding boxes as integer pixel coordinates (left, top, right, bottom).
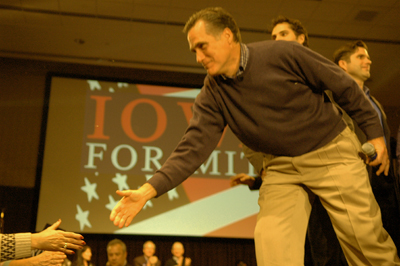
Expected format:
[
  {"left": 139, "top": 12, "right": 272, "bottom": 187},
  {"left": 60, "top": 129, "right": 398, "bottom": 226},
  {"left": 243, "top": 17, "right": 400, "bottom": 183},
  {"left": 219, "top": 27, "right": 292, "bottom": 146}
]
[
  {"left": 0, "top": 219, "right": 84, "bottom": 263},
  {"left": 72, "top": 245, "right": 94, "bottom": 266},
  {"left": 133, "top": 241, "right": 161, "bottom": 266},
  {"left": 164, "top": 242, "right": 191, "bottom": 266},
  {"left": 236, "top": 260, "right": 247, "bottom": 266},
  {"left": 106, "top": 239, "right": 132, "bottom": 266}
]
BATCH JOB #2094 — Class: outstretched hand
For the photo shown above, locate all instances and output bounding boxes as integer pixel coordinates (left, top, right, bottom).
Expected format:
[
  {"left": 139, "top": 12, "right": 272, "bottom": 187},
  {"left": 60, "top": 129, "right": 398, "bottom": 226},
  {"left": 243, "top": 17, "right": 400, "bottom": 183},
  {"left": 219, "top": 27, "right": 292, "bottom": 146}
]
[
  {"left": 32, "top": 251, "right": 66, "bottom": 266},
  {"left": 110, "top": 183, "right": 157, "bottom": 228},
  {"left": 230, "top": 173, "right": 255, "bottom": 188},
  {"left": 367, "top": 136, "right": 390, "bottom": 176},
  {"left": 6, "top": 251, "right": 67, "bottom": 266},
  {"left": 31, "top": 219, "right": 85, "bottom": 255}
]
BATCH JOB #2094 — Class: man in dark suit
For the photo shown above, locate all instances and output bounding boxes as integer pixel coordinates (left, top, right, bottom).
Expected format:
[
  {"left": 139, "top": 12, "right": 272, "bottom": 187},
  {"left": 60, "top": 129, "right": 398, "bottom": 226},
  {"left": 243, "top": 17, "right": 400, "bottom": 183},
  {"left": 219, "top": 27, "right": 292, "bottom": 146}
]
[
  {"left": 106, "top": 239, "right": 133, "bottom": 266},
  {"left": 333, "top": 40, "right": 400, "bottom": 251},
  {"left": 133, "top": 241, "right": 161, "bottom": 266}
]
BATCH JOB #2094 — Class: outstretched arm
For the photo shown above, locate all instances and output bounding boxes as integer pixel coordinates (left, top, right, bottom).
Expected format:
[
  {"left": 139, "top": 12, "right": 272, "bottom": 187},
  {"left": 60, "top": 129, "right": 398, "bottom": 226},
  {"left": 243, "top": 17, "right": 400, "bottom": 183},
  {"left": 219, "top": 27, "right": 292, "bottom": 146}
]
[{"left": 110, "top": 183, "right": 157, "bottom": 228}]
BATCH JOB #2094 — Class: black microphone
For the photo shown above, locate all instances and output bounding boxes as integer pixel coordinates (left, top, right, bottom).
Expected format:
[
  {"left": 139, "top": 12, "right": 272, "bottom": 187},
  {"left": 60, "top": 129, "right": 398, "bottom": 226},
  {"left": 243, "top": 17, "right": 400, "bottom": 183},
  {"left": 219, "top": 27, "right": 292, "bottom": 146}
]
[
  {"left": 362, "top": 142, "right": 393, "bottom": 182},
  {"left": 361, "top": 143, "right": 377, "bottom": 161}
]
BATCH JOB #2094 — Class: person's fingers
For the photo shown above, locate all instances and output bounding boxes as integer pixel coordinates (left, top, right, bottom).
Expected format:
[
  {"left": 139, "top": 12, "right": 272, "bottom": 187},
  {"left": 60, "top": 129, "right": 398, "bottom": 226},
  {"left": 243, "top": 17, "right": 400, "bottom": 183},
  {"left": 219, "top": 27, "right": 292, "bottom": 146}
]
[
  {"left": 110, "top": 209, "right": 117, "bottom": 221},
  {"left": 110, "top": 200, "right": 123, "bottom": 222},
  {"left": 375, "top": 158, "right": 390, "bottom": 176},
  {"left": 118, "top": 212, "right": 131, "bottom": 228},
  {"left": 125, "top": 215, "right": 134, "bottom": 227},
  {"left": 384, "top": 160, "right": 390, "bottom": 176},
  {"left": 53, "top": 233, "right": 85, "bottom": 253},
  {"left": 48, "top": 219, "right": 62, "bottom": 231},
  {"left": 230, "top": 180, "right": 238, "bottom": 187},
  {"left": 113, "top": 212, "right": 123, "bottom": 227},
  {"left": 62, "top": 242, "right": 83, "bottom": 253},
  {"left": 116, "top": 190, "right": 132, "bottom": 197},
  {"left": 62, "top": 231, "right": 85, "bottom": 242}
]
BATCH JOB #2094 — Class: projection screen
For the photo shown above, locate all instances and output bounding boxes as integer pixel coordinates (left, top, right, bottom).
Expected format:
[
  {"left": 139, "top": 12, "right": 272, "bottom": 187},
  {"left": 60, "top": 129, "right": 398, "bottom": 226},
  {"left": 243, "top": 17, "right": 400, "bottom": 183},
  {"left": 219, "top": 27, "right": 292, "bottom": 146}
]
[{"left": 36, "top": 75, "right": 259, "bottom": 239}]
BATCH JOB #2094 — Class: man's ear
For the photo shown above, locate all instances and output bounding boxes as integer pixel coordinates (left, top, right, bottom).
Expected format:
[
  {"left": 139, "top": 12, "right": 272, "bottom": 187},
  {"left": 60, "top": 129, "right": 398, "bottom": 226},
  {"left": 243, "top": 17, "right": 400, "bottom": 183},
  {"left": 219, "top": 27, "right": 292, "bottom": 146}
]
[
  {"left": 297, "top": 34, "right": 305, "bottom": 45},
  {"left": 338, "top": 60, "right": 347, "bottom": 71},
  {"left": 223, "top": 27, "right": 234, "bottom": 43}
]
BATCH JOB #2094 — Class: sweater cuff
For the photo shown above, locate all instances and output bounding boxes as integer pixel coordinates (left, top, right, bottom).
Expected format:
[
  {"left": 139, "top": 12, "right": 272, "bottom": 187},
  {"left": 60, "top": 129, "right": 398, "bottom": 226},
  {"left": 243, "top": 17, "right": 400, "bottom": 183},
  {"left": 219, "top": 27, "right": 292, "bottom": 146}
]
[{"left": 14, "top": 233, "right": 31, "bottom": 259}]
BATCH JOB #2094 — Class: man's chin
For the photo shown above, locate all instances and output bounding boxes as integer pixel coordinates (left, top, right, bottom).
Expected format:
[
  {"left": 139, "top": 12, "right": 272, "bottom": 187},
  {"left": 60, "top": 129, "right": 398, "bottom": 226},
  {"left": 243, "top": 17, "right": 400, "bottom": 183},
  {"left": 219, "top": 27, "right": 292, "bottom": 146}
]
[{"left": 206, "top": 69, "right": 219, "bottom": 76}]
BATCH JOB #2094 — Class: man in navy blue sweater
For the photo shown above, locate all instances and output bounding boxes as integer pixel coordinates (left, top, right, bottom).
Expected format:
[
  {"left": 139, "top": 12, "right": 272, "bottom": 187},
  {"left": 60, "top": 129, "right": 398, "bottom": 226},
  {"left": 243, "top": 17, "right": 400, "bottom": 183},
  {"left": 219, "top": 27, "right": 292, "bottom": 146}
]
[{"left": 111, "top": 7, "right": 399, "bottom": 266}]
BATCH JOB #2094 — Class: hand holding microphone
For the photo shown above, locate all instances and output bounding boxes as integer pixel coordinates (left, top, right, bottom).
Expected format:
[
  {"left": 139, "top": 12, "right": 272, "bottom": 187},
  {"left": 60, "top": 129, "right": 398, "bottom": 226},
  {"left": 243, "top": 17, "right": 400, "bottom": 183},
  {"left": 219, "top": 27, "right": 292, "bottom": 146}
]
[
  {"left": 361, "top": 142, "right": 377, "bottom": 162},
  {"left": 362, "top": 141, "right": 393, "bottom": 182},
  {"left": 361, "top": 137, "right": 390, "bottom": 177}
]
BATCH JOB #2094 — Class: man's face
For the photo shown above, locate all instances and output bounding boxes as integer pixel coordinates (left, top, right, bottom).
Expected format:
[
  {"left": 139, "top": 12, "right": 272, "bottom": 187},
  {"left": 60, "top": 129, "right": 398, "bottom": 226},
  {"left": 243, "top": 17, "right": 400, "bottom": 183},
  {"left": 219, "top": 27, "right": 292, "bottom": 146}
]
[
  {"left": 341, "top": 47, "right": 371, "bottom": 83},
  {"left": 171, "top": 243, "right": 185, "bottom": 258},
  {"left": 271, "top": 22, "right": 304, "bottom": 45},
  {"left": 107, "top": 244, "right": 127, "bottom": 266},
  {"left": 188, "top": 20, "right": 233, "bottom": 76},
  {"left": 143, "top": 243, "right": 155, "bottom": 258}
]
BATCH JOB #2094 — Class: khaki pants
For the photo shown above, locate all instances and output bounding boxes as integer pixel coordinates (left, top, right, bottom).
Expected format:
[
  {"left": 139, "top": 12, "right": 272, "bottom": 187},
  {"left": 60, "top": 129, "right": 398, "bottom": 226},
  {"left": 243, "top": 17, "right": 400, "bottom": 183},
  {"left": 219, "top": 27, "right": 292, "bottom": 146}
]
[{"left": 254, "top": 127, "right": 399, "bottom": 266}]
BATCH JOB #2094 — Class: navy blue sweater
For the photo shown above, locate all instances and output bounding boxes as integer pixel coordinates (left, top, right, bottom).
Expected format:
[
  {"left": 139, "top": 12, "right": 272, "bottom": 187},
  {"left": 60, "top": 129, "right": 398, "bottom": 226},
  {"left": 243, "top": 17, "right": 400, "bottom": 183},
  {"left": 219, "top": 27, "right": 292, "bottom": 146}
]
[{"left": 148, "top": 40, "right": 383, "bottom": 196}]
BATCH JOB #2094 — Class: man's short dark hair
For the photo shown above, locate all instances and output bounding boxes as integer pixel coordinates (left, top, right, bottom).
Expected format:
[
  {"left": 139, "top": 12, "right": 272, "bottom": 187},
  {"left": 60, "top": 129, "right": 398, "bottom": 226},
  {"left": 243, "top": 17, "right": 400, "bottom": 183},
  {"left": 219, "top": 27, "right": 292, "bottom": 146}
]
[
  {"left": 333, "top": 40, "right": 368, "bottom": 65},
  {"left": 271, "top": 16, "right": 309, "bottom": 47},
  {"left": 107, "top": 238, "right": 127, "bottom": 253},
  {"left": 183, "top": 7, "right": 241, "bottom": 43}
]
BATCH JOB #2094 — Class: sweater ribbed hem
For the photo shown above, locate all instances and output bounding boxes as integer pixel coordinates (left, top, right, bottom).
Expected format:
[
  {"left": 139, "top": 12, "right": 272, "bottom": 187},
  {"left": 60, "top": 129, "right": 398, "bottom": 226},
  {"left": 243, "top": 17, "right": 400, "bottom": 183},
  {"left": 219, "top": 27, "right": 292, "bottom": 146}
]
[{"left": 14, "top": 233, "right": 31, "bottom": 259}]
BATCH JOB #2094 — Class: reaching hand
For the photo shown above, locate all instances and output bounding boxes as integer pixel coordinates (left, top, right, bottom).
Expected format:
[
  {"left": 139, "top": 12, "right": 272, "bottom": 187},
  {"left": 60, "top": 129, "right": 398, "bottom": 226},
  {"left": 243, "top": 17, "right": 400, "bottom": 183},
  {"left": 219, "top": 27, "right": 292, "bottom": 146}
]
[
  {"left": 110, "top": 183, "right": 157, "bottom": 228},
  {"left": 230, "top": 173, "right": 255, "bottom": 188},
  {"left": 8, "top": 251, "right": 67, "bottom": 266},
  {"left": 367, "top": 137, "right": 390, "bottom": 176},
  {"left": 32, "top": 251, "right": 66, "bottom": 266},
  {"left": 31, "top": 220, "right": 85, "bottom": 255}
]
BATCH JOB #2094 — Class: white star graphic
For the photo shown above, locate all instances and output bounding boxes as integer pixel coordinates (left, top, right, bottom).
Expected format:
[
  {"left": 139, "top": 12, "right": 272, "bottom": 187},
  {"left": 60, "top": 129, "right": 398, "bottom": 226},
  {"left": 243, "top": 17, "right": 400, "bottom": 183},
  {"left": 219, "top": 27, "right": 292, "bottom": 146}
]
[
  {"left": 87, "top": 80, "right": 101, "bottom": 91},
  {"left": 168, "top": 188, "right": 179, "bottom": 201},
  {"left": 117, "top": 82, "right": 128, "bottom": 88},
  {"left": 81, "top": 177, "right": 99, "bottom": 202},
  {"left": 143, "top": 200, "right": 153, "bottom": 210},
  {"left": 112, "top": 173, "right": 130, "bottom": 191},
  {"left": 105, "top": 195, "right": 118, "bottom": 211},
  {"left": 75, "top": 204, "right": 91, "bottom": 231}
]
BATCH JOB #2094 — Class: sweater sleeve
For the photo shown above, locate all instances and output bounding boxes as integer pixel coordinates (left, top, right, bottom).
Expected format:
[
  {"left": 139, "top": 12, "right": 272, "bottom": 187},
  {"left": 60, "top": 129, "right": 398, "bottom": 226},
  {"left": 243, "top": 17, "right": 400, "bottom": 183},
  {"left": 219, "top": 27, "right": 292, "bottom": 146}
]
[
  {"left": 290, "top": 43, "right": 383, "bottom": 140},
  {"left": 147, "top": 79, "right": 226, "bottom": 196},
  {"left": 0, "top": 233, "right": 31, "bottom": 262}
]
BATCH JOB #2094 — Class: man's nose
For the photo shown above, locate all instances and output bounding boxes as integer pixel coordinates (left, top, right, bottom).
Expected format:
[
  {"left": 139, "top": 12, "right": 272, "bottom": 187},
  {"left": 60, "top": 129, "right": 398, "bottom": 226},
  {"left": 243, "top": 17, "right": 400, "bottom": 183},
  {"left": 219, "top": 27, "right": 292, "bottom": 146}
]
[{"left": 196, "top": 51, "right": 205, "bottom": 64}]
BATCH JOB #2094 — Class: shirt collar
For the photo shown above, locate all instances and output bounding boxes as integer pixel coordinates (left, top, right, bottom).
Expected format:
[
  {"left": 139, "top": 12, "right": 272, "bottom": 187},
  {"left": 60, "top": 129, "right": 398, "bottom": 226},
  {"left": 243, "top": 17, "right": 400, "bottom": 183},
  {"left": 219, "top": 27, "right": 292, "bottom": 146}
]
[
  {"left": 363, "top": 85, "right": 370, "bottom": 96},
  {"left": 221, "top": 43, "right": 248, "bottom": 80}
]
